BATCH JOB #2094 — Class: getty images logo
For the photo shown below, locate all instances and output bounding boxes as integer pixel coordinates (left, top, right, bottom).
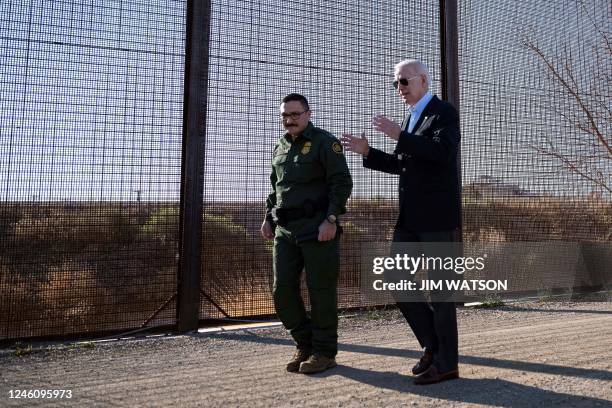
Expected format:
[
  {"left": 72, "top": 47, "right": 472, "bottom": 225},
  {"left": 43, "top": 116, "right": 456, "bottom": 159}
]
[{"left": 372, "top": 254, "right": 487, "bottom": 275}]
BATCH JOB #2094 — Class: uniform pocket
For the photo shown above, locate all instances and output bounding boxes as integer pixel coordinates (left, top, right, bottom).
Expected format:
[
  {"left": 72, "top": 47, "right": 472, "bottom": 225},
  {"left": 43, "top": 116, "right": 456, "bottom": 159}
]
[
  {"left": 291, "top": 157, "right": 323, "bottom": 182},
  {"left": 272, "top": 154, "right": 290, "bottom": 179},
  {"left": 272, "top": 153, "right": 289, "bottom": 165}
]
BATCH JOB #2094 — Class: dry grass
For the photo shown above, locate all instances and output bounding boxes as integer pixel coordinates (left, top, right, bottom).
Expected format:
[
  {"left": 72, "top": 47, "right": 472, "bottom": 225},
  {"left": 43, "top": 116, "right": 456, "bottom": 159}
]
[
  {"left": 463, "top": 196, "right": 612, "bottom": 242},
  {"left": 1, "top": 196, "right": 610, "bottom": 340}
]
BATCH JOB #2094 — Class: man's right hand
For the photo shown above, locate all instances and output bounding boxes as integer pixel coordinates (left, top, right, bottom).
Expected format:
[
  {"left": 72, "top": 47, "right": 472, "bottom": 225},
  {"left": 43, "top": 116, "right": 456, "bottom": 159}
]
[
  {"left": 260, "top": 220, "right": 275, "bottom": 240},
  {"left": 340, "top": 132, "right": 370, "bottom": 156}
]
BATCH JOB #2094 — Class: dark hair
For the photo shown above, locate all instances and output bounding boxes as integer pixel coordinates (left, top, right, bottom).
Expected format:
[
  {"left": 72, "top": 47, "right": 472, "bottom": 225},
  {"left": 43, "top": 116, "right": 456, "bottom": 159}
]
[{"left": 282, "top": 93, "right": 310, "bottom": 111}]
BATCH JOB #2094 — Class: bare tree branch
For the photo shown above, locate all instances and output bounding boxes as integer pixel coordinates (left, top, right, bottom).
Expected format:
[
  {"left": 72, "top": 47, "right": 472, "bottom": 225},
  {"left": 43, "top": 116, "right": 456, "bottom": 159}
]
[
  {"left": 524, "top": 37, "right": 612, "bottom": 156},
  {"left": 531, "top": 145, "right": 612, "bottom": 194},
  {"left": 520, "top": 18, "right": 611, "bottom": 195},
  {"left": 579, "top": 0, "right": 612, "bottom": 55}
]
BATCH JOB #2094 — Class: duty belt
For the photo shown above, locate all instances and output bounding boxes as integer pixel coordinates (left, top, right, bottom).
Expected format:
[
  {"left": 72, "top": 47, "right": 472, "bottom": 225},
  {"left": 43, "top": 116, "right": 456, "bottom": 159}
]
[{"left": 271, "top": 198, "right": 328, "bottom": 227}]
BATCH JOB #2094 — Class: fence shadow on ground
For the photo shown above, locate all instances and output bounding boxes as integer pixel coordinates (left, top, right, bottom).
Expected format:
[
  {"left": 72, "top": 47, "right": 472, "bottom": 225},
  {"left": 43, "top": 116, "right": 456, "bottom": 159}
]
[
  {"left": 319, "top": 368, "right": 611, "bottom": 407},
  {"left": 203, "top": 331, "right": 612, "bottom": 381}
]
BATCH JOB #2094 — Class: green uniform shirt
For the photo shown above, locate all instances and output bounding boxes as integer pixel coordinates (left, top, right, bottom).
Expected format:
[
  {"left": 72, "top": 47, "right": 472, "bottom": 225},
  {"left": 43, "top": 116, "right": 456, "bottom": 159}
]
[{"left": 266, "top": 122, "right": 353, "bottom": 219}]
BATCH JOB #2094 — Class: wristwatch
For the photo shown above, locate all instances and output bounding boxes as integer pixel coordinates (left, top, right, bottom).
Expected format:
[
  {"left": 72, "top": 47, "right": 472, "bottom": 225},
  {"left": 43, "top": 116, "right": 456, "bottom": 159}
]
[{"left": 326, "top": 214, "right": 337, "bottom": 224}]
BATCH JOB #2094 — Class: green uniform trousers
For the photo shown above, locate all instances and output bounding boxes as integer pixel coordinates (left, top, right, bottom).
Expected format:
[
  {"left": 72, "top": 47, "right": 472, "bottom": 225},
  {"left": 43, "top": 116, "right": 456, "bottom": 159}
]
[{"left": 272, "top": 218, "right": 339, "bottom": 358}]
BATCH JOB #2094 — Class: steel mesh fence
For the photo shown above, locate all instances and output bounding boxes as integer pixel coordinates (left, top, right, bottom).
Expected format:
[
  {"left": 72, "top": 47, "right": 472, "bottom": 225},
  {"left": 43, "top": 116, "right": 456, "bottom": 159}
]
[
  {"left": 0, "top": 0, "right": 185, "bottom": 340},
  {"left": 457, "top": 0, "right": 611, "bottom": 295},
  {"left": 201, "top": 0, "right": 442, "bottom": 319},
  {"left": 1, "top": 0, "right": 609, "bottom": 341}
]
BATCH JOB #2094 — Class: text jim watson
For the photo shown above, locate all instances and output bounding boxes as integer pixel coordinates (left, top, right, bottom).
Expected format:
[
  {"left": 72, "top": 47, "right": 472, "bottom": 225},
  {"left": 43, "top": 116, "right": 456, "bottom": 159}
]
[{"left": 372, "top": 279, "right": 509, "bottom": 291}]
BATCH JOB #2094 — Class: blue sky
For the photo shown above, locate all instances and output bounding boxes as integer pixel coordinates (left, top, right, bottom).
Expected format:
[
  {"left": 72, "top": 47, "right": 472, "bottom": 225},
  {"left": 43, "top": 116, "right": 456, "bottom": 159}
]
[{"left": 1, "top": 0, "right": 609, "bottom": 202}]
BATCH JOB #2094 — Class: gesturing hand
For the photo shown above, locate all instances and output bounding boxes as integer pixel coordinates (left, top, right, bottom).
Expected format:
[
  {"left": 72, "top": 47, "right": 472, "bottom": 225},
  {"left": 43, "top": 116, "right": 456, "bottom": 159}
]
[
  {"left": 372, "top": 115, "right": 402, "bottom": 141},
  {"left": 340, "top": 132, "right": 370, "bottom": 156}
]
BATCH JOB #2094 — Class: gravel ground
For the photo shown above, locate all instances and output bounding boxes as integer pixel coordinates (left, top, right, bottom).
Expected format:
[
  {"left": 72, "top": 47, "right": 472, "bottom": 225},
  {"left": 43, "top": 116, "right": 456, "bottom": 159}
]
[{"left": 1, "top": 301, "right": 611, "bottom": 407}]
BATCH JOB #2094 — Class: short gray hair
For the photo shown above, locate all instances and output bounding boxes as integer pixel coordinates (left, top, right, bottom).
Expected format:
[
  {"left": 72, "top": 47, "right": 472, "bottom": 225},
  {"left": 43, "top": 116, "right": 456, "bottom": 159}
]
[{"left": 394, "top": 59, "right": 430, "bottom": 84}]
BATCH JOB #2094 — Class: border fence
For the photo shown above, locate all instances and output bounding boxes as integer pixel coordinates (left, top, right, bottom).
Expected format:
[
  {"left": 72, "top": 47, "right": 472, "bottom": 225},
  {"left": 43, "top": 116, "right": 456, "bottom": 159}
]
[{"left": 1, "top": 0, "right": 610, "bottom": 342}]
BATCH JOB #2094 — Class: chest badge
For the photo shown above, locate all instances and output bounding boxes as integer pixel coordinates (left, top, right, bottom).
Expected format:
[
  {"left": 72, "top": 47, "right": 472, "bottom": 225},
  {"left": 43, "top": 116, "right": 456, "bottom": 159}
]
[{"left": 301, "top": 141, "right": 312, "bottom": 155}]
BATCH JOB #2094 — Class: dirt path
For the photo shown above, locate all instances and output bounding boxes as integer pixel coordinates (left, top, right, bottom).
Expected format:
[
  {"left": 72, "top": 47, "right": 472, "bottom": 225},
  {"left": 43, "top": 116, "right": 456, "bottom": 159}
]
[{"left": 1, "top": 301, "right": 611, "bottom": 407}]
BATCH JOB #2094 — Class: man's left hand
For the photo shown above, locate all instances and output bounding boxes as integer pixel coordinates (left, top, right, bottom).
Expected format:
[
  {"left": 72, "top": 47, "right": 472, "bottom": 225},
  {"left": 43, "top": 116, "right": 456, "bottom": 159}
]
[
  {"left": 318, "top": 220, "right": 337, "bottom": 241},
  {"left": 372, "top": 115, "right": 402, "bottom": 140}
]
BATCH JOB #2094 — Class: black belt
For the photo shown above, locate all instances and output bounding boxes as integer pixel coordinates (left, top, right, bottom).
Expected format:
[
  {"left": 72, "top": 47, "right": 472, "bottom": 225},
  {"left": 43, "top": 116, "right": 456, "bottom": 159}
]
[{"left": 271, "top": 198, "right": 328, "bottom": 227}]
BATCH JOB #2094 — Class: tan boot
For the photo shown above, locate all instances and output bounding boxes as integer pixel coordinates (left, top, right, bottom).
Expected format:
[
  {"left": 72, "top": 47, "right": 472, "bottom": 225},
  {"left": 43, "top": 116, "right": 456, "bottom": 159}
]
[
  {"left": 298, "top": 354, "right": 337, "bottom": 374},
  {"left": 286, "top": 348, "right": 312, "bottom": 372}
]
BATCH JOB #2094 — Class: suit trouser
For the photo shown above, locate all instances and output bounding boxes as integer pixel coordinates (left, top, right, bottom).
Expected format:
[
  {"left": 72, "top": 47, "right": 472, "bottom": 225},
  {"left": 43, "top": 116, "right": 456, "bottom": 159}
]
[
  {"left": 392, "top": 228, "right": 459, "bottom": 373},
  {"left": 272, "top": 218, "right": 340, "bottom": 358}
]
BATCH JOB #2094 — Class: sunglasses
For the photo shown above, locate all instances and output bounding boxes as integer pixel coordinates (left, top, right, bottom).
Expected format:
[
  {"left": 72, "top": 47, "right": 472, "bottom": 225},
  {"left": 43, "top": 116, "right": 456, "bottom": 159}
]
[
  {"left": 281, "top": 110, "right": 309, "bottom": 120},
  {"left": 392, "top": 75, "right": 421, "bottom": 89}
]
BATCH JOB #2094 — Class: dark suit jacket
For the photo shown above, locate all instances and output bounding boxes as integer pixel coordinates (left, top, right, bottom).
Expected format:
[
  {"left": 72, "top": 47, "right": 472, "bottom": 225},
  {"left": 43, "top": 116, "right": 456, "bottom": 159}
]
[{"left": 363, "top": 95, "right": 460, "bottom": 232}]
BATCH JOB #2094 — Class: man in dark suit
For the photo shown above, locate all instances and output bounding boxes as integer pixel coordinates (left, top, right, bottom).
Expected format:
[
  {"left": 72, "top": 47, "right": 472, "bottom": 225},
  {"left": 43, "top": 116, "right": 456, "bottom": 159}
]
[{"left": 341, "top": 59, "right": 460, "bottom": 385}]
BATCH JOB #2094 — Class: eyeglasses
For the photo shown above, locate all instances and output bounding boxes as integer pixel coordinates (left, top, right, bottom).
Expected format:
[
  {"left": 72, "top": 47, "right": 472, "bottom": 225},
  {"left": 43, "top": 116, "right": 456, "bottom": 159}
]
[
  {"left": 281, "top": 110, "right": 309, "bottom": 120},
  {"left": 392, "top": 75, "right": 421, "bottom": 89}
]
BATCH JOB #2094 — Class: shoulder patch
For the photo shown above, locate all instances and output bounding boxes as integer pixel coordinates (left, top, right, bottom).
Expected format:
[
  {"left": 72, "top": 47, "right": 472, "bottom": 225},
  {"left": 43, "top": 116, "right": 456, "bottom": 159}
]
[{"left": 332, "top": 142, "right": 343, "bottom": 154}]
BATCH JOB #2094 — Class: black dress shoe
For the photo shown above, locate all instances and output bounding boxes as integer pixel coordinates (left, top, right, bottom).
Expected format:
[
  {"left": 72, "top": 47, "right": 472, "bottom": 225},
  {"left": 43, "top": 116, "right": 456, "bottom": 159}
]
[
  {"left": 413, "top": 365, "right": 459, "bottom": 385},
  {"left": 412, "top": 350, "right": 434, "bottom": 375}
]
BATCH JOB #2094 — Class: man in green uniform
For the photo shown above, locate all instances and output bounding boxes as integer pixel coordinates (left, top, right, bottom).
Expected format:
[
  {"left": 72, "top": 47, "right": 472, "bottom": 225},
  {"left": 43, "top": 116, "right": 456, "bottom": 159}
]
[{"left": 260, "top": 93, "right": 353, "bottom": 374}]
